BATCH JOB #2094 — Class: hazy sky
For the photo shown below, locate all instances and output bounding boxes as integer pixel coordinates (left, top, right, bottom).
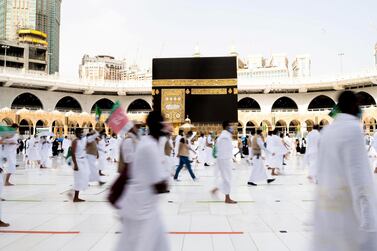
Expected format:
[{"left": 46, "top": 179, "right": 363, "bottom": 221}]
[{"left": 60, "top": 0, "right": 377, "bottom": 79}]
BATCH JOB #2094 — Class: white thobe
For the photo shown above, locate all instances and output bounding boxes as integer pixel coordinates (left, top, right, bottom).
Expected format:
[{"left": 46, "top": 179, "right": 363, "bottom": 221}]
[
  {"left": 158, "top": 136, "right": 174, "bottom": 177},
  {"left": 216, "top": 130, "right": 233, "bottom": 195},
  {"left": 116, "top": 136, "right": 170, "bottom": 251},
  {"left": 40, "top": 139, "right": 51, "bottom": 167},
  {"left": 305, "top": 129, "right": 320, "bottom": 178},
  {"left": 3, "top": 134, "right": 19, "bottom": 174},
  {"left": 109, "top": 137, "right": 120, "bottom": 161},
  {"left": 205, "top": 135, "right": 214, "bottom": 164},
  {"left": 312, "top": 113, "right": 377, "bottom": 251},
  {"left": 97, "top": 137, "right": 107, "bottom": 171},
  {"left": 62, "top": 138, "right": 71, "bottom": 157},
  {"left": 27, "top": 137, "right": 40, "bottom": 161},
  {"left": 196, "top": 136, "right": 206, "bottom": 163},
  {"left": 73, "top": 137, "right": 90, "bottom": 191},
  {"left": 265, "top": 136, "right": 273, "bottom": 167},
  {"left": 268, "top": 135, "right": 286, "bottom": 170},
  {"left": 248, "top": 136, "right": 270, "bottom": 183},
  {"left": 120, "top": 134, "right": 138, "bottom": 166},
  {"left": 86, "top": 133, "right": 99, "bottom": 182}
]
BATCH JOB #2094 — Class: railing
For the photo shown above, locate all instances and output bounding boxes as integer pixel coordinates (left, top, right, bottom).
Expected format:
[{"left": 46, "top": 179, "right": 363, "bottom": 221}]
[
  {"left": 272, "top": 109, "right": 299, "bottom": 113},
  {"left": 127, "top": 110, "right": 150, "bottom": 114},
  {"left": 0, "top": 67, "right": 376, "bottom": 92},
  {"left": 11, "top": 106, "right": 42, "bottom": 111},
  {"left": 308, "top": 108, "right": 332, "bottom": 112},
  {"left": 238, "top": 109, "right": 261, "bottom": 112}
]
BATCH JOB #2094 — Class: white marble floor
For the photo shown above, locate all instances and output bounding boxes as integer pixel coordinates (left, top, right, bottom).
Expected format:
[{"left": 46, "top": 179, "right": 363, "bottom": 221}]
[{"left": 0, "top": 155, "right": 319, "bottom": 251}]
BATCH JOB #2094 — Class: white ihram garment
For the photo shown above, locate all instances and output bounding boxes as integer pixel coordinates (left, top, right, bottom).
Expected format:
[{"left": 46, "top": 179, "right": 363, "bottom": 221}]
[
  {"left": 158, "top": 136, "right": 174, "bottom": 178},
  {"left": 205, "top": 135, "right": 214, "bottom": 164},
  {"left": 248, "top": 136, "right": 270, "bottom": 183},
  {"left": 62, "top": 138, "right": 71, "bottom": 157},
  {"left": 109, "top": 137, "right": 119, "bottom": 161},
  {"left": 73, "top": 138, "right": 90, "bottom": 191},
  {"left": 268, "top": 135, "right": 286, "bottom": 170},
  {"left": 215, "top": 130, "right": 233, "bottom": 195},
  {"left": 312, "top": 113, "right": 377, "bottom": 251},
  {"left": 116, "top": 136, "right": 170, "bottom": 251},
  {"left": 3, "top": 134, "right": 18, "bottom": 174},
  {"left": 27, "top": 138, "right": 41, "bottom": 161},
  {"left": 265, "top": 136, "right": 273, "bottom": 167},
  {"left": 197, "top": 136, "right": 206, "bottom": 163},
  {"left": 97, "top": 138, "right": 107, "bottom": 171},
  {"left": 87, "top": 154, "right": 99, "bottom": 182},
  {"left": 305, "top": 129, "right": 320, "bottom": 178},
  {"left": 40, "top": 140, "right": 51, "bottom": 167},
  {"left": 86, "top": 133, "right": 99, "bottom": 182}
]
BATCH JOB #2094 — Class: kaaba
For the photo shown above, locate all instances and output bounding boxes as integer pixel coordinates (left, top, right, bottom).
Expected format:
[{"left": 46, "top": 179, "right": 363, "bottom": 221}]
[{"left": 152, "top": 57, "right": 238, "bottom": 126}]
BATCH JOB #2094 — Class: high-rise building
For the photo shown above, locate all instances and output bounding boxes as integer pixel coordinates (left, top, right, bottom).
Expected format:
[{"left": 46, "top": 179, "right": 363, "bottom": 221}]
[
  {"left": 0, "top": 37, "right": 48, "bottom": 73},
  {"left": 0, "top": 0, "right": 37, "bottom": 41},
  {"left": 247, "top": 55, "right": 264, "bottom": 69},
  {"left": 292, "top": 55, "right": 311, "bottom": 78},
  {"left": 79, "top": 55, "right": 152, "bottom": 81},
  {"left": 238, "top": 53, "right": 311, "bottom": 80},
  {"left": 270, "top": 54, "right": 289, "bottom": 69},
  {"left": 0, "top": 0, "right": 61, "bottom": 74},
  {"left": 79, "top": 55, "right": 127, "bottom": 81}
]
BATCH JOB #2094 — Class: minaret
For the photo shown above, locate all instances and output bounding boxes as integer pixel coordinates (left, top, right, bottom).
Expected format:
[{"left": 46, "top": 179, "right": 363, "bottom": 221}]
[
  {"left": 193, "top": 44, "right": 201, "bottom": 57},
  {"left": 229, "top": 44, "right": 238, "bottom": 57}
]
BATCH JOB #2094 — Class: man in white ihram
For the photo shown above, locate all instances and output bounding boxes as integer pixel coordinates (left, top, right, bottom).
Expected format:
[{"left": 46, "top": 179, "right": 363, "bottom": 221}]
[
  {"left": 211, "top": 121, "right": 237, "bottom": 204},
  {"left": 62, "top": 136, "right": 71, "bottom": 158},
  {"left": 115, "top": 111, "right": 170, "bottom": 251},
  {"left": 312, "top": 90, "right": 377, "bottom": 251},
  {"left": 305, "top": 124, "right": 320, "bottom": 182}
]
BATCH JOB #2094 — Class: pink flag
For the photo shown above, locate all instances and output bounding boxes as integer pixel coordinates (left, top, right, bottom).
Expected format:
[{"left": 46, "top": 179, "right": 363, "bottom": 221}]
[{"left": 106, "top": 103, "right": 129, "bottom": 134}]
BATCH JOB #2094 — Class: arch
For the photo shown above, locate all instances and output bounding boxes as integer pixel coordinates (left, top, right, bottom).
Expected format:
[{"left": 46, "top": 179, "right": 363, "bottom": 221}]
[
  {"left": 238, "top": 97, "right": 261, "bottom": 111},
  {"left": 91, "top": 98, "right": 114, "bottom": 113},
  {"left": 357, "top": 91, "right": 376, "bottom": 107},
  {"left": 36, "top": 119, "right": 48, "bottom": 128},
  {"left": 68, "top": 121, "right": 79, "bottom": 135},
  {"left": 275, "top": 120, "right": 287, "bottom": 132},
  {"left": 260, "top": 120, "right": 272, "bottom": 132},
  {"left": 305, "top": 119, "right": 315, "bottom": 132},
  {"left": 289, "top": 120, "right": 300, "bottom": 134},
  {"left": 246, "top": 121, "right": 257, "bottom": 134},
  {"left": 19, "top": 119, "right": 34, "bottom": 135},
  {"left": 127, "top": 99, "right": 152, "bottom": 113},
  {"left": 370, "top": 118, "right": 377, "bottom": 133},
  {"left": 319, "top": 119, "right": 329, "bottom": 129},
  {"left": 51, "top": 120, "right": 64, "bottom": 137},
  {"left": 271, "top": 96, "right": 298, "bottom": 112},
  {"left": 55, "top": 96, "right": 83, "bottom": 113},
  {"left": 237, "top": 122, "right": 243, "bottom": 134},
  {"left": 95, "top": 121, "right": 106, "bottom": 132},
  {"left": 308, "top": 95, "right": 335, "bottom": 110},
  {"left": 1, "top": 118, "right": 13, "bottom": 125},
  {"left": 82, "top": 122, "right": 93, "bottom": 130},
  {"left": 11, "top": 92, "right": 43, "bottom": 110}
]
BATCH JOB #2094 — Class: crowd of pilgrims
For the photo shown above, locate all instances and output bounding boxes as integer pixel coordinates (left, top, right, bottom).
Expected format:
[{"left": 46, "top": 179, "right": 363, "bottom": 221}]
[{"left": 0, "top": 90, "right": 377, "bottom": 250}]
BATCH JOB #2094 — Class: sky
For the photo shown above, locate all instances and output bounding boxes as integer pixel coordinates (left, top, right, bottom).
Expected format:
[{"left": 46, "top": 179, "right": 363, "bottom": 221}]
[{"left": 59, "top": 0, "right": 377, "bottom": 79}]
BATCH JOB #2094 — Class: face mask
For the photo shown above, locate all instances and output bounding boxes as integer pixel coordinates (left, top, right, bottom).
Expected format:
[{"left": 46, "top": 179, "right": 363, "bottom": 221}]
[{"left": 227, "top": 127, "right": 234, "bottom": 134}]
